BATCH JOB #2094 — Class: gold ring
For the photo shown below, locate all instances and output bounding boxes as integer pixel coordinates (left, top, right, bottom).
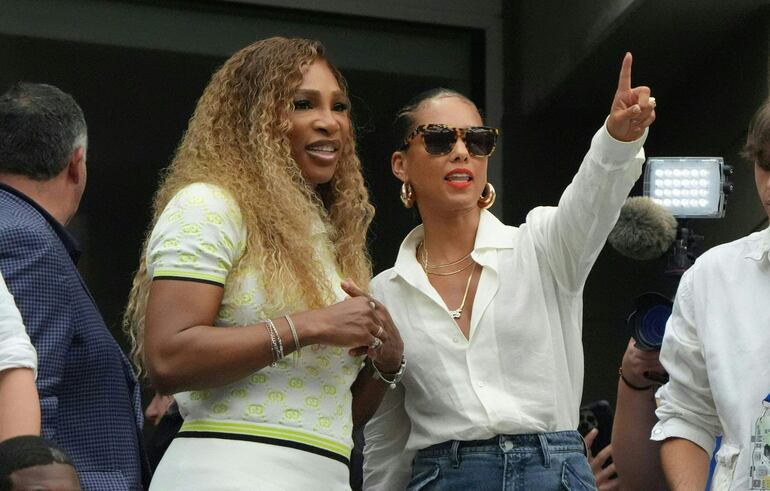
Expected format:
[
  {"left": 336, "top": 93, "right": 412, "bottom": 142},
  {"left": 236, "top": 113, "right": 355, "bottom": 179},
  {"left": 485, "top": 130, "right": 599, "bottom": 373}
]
[{"left": 370, "top": 337, "right": 383, "bottom": 349}]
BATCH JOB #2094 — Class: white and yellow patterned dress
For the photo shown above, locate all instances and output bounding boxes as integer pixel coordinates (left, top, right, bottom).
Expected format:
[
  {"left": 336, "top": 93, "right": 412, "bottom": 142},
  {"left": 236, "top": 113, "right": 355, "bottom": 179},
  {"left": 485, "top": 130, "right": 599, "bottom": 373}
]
[{"left": 147, "top": 183, "right": 362, "bottom": 490}]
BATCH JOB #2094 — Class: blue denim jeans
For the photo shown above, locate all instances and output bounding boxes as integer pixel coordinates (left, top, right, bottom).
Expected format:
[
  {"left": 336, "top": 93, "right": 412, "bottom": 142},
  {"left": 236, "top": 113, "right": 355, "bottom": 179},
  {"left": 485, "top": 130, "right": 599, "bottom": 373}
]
[{"left": 407, "top": 430, "right": 597, "bottom": 491}]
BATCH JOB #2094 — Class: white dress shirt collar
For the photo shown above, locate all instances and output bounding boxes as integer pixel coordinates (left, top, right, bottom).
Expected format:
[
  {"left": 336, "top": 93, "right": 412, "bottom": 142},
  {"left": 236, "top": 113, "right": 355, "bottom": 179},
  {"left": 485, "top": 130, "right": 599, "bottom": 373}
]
[
  {"left": 744, "top": 225, "right": 770, "bottom": 262},
  {"left": 391, "top": 210, "right": 515, "bottom": 278}
]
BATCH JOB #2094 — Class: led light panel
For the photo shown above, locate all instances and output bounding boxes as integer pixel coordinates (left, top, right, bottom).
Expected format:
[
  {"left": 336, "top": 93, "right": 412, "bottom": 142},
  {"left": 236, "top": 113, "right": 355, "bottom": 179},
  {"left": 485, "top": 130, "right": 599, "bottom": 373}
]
[{"left": 643, "top": 157, "right": 726, "bottom": 218}]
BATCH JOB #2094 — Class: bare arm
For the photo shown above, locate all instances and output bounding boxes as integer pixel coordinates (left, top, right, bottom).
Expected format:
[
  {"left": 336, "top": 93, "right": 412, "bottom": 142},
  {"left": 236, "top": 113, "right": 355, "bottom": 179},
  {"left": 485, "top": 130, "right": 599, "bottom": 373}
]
[
  {"left": 661, "top": 437, "right": 709, "bottom": 491},
  {"left": 613, "top": 383, "right": 665, "bottom": 491},
  {"left": 611, "top": 339, "right": 667, "bottom": 490},
  {"left": 145, "top": 279, "right": 384, "bottom": 394},
  {"left": 0, "top": 273, "right": 39, "bottom": 440},
  {"left": 0, "top": 368, "right": 39, "bottom": 440}
]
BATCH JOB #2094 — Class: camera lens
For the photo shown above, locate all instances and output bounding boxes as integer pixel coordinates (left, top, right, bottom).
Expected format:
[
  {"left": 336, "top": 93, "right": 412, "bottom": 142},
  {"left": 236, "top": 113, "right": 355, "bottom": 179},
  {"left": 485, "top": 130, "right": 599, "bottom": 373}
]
[
  {"left": 635, "top": 304, "right": 672, "bottom": 350},
  {"left": 628, "top": 292, "right": 673, "bottom": 351}
]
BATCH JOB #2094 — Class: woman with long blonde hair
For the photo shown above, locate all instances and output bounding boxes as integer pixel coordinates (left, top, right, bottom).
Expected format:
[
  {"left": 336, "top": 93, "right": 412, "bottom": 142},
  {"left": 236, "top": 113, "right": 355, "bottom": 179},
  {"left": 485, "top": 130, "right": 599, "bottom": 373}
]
[{"left": 124, "top": 37, "right": 404, "bottom": 490}]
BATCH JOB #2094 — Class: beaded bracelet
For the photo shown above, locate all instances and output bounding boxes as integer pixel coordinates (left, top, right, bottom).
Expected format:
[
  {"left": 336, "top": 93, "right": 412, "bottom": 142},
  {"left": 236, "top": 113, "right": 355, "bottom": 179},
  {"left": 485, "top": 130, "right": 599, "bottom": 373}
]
[
  {"left": 370, "top": 355, "right": 407, "bottom": 389},
  {"left": 619, "top": 367, "right": 653, "bottom": 391}
]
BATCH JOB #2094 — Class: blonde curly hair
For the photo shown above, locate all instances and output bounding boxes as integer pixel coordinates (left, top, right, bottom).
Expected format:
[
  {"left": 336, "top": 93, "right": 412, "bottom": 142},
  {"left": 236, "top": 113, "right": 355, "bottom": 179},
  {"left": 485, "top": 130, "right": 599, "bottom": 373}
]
[{"left": 124, "top": 37, "right": 374, "bottom": 375}]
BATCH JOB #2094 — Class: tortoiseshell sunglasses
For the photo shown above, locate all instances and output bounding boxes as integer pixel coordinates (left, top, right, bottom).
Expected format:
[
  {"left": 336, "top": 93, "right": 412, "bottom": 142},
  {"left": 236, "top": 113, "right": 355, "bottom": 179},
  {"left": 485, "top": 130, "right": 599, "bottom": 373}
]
[{"left": 400, "top": 124, "right": 499, "bottom": 157}]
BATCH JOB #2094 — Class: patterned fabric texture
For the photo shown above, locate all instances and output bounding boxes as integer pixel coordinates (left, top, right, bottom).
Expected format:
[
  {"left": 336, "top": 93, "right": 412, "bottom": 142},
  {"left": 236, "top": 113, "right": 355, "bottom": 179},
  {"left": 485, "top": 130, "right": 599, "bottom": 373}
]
[
  {"left": 0, "top": 185, "right": 148, "bottom": 491},
  {"left": 147, "top": 183, "right": 362, "bottom": 452}
]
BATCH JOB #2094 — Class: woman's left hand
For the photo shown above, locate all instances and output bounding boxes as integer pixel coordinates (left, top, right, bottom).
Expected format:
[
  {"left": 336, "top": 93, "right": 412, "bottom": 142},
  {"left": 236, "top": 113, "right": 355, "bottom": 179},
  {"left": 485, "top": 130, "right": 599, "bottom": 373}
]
[
  {"left": 607, "top": 52, "right": 656, "bottom": 142},
  {"left": 341, "top": 280, "right": 404, "bottom": 373}
]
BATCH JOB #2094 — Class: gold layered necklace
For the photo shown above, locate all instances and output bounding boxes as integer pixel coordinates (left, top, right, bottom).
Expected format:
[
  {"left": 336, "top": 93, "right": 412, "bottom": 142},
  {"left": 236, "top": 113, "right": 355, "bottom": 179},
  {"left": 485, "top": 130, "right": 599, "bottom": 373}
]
[
  {"left": 418, "top": 241, "right": 474, "bottom": 276},
  {"left": 418, "top": 240, "right": 477, "bottom": 319}
]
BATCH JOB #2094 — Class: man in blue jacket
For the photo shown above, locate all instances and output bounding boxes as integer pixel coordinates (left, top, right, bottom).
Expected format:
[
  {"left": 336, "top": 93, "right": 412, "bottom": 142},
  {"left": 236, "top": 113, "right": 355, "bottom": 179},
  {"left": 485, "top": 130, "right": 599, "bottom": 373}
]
[{"left": 0, "top": 82, "right": 148, "bottom": 490}]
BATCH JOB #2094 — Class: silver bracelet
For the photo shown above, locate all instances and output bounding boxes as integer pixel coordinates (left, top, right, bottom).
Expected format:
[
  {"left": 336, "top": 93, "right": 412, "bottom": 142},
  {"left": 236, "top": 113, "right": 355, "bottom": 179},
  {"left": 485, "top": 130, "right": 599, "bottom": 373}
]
[
  {"left": 284, "top": 314, "right": 301, "bottom": 365},
  {"left": 370, "top": 355, "right": 406, "bottom": 389},
  {"left": 264, "top": 319, "right": 284, "bottom": 366}
]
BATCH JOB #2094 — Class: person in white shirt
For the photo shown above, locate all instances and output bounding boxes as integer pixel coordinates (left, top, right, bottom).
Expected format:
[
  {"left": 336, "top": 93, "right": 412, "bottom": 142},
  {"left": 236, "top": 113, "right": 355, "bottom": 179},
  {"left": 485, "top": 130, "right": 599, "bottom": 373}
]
[
  {"left": 652, "top": 98, "right": 770, "bottom": 491},
  {"left": 363, "top": 53, "right": 655, "bottom": 490},
  {"left": 0, "top": 271, "right": 39, "bottom": 440}
]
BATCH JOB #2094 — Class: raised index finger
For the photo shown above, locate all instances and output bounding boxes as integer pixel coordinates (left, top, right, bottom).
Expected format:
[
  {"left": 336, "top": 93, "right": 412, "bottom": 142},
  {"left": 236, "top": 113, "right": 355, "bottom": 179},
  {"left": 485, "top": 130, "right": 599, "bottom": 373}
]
[{"left": 617, "top": 52, "right": 633, "bottom": 92}]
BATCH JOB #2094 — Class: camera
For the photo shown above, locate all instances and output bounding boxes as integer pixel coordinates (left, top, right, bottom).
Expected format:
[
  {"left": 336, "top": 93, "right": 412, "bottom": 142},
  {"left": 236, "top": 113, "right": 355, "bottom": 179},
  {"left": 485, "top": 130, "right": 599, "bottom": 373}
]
[{"left": 626, "top": 292, "right": 672, "bottom": 351}]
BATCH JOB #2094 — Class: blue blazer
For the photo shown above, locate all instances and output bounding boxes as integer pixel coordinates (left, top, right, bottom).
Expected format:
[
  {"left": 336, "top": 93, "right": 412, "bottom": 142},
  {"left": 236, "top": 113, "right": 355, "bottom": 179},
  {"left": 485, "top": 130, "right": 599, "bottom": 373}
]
[{"left": 0, "top": 185, "right": 149, "bottom": 490}]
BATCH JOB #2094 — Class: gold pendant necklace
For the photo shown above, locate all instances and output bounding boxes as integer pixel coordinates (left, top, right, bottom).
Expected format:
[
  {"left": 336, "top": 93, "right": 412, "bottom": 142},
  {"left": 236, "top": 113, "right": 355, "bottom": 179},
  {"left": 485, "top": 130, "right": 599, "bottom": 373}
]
[{"left": 447, "top": 263, "right": 477, "bottom": 319}]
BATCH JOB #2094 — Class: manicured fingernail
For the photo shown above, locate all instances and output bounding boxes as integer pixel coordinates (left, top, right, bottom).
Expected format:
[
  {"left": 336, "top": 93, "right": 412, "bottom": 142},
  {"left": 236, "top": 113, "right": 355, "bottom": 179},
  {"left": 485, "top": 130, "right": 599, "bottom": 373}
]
[{"left": 632, "top": 105, "right": 641, "bottom": 114}]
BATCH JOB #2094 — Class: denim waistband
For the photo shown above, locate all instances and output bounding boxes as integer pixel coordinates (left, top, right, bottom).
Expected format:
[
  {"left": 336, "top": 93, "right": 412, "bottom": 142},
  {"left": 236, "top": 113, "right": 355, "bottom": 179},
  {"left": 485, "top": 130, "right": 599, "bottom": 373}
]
[
  {"left": 412, "top": 430, "right": 594, "bottom": 483},
  {"left": 417, "top": 430, "right": 586, "bottom": 457}
]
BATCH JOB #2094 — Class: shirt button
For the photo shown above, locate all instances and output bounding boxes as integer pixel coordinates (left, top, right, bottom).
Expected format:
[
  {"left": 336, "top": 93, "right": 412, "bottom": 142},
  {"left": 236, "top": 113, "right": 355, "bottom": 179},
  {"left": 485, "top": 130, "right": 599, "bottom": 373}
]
[
  {"left": 452, "top": 337, "right": 459, "bottom": 343},
  {"left": 477, "top": 381, "right": 485, "bottom": 388},
  {"left": 653, "top": 428, "right": 662, "bottom": 435}
]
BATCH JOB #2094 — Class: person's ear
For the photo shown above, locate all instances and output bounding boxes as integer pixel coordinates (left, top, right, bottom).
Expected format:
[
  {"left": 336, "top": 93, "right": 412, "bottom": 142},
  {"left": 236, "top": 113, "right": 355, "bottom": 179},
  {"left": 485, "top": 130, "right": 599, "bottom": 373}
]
[
  {"left": 391, "top": 151, "right": 408, "bottom": 183},
  {"left": 66, "top": 146, "right": 86, "bottom": 186}
]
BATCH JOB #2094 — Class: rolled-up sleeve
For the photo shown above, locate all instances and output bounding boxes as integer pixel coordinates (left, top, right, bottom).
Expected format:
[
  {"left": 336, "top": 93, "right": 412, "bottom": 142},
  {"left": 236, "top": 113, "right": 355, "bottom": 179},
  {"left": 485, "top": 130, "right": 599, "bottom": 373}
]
[
  {"left": 651, "top": 270, "right": 720, "bottom": 456},
  {"left": 0, "top": 273, "right": 36, "bottom": 378}
]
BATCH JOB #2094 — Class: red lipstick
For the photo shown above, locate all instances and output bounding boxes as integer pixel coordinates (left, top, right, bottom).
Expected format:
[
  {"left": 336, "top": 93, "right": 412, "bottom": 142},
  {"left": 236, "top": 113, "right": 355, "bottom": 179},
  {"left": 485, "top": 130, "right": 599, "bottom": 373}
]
[{"left": 444, "top": 168, "right": 474, "bottom": 189}]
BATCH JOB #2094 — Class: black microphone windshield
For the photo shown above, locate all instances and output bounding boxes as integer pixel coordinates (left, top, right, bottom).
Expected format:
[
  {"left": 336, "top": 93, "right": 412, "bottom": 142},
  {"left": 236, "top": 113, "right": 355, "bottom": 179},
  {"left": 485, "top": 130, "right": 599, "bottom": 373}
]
[{"left": 608, "top": 196, "right": 677, "bottom": 260}]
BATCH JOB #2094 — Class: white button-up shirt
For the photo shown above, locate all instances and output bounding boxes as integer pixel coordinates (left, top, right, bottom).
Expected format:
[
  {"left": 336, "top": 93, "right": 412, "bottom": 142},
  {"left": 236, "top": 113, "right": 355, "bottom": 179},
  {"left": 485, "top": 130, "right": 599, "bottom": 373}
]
[
  {"left": 652, "top": 226, "right": 770, "bottom": 491},
  {"left": 363, "top": 124, "right": 646, "bottom": 490},
  {"left": 0, "top": 272, "right": 36, "bottom": 377}
]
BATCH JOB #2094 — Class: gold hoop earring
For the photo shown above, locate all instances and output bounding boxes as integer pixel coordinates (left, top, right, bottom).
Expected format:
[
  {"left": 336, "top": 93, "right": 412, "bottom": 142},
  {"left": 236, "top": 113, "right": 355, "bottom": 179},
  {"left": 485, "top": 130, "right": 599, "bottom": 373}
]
[
  {"left": 400, "top": 182, "right": 415, "bottom": 208},
  {"left": 478, "top": 183, "right": 496, "bottom": 209}
]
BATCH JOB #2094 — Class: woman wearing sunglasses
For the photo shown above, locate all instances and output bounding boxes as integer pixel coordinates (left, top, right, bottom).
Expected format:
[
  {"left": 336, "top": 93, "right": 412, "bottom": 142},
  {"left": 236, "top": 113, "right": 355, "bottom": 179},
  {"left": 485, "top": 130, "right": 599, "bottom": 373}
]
[
  {"left": 124, "top": 37, "right": 404, "bottom": 489},
  {"left": 363, "top": 53, "right": 655, "bottom": 490}
]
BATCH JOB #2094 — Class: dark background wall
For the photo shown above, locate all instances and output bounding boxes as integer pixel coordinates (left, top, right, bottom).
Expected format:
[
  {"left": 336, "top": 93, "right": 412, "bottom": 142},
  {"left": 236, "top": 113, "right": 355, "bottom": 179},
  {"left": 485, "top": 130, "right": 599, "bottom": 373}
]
[
  {"left": 2, "top": 0, "right": 769, "bottom": 419},
  {"left": 504, "top": 0, "right": 770, "bottom": 403},
  {"left": 0, "top": 0, "right": 484, "bottom": 348}
]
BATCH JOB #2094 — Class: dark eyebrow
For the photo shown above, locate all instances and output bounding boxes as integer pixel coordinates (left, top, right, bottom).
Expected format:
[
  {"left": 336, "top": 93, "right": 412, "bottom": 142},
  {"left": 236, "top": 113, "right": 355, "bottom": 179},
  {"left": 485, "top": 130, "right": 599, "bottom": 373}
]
[{"left": 293, "top": 89, "right": 347, "bottom": 100}]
